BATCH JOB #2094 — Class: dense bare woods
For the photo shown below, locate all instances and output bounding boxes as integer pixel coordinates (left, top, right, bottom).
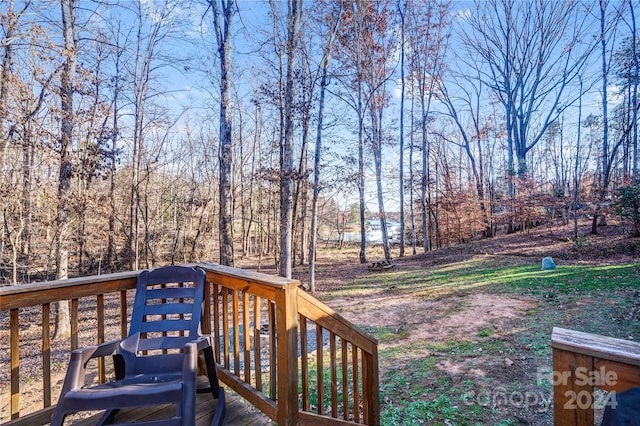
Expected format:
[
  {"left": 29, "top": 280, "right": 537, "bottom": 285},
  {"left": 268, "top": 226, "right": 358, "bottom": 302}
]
[{"left": 1, "top": 0, "right": 638, "bottom": 287}]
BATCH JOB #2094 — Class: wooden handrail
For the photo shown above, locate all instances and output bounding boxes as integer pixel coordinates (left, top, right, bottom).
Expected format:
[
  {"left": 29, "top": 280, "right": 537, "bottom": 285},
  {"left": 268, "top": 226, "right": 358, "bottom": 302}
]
[
  {"left": 551, "top": 327, "right": 640, "bottom": 425},
  {"left": 0, "top": 271, "right": 139, "bottom": 310},
  {"left": 1, "top": 263, "right": 380, "bottom": 426}
]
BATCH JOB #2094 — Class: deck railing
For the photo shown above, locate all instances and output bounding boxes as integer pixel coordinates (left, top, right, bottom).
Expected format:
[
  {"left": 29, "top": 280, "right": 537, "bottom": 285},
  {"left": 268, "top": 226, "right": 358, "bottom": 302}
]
[
  {"left": 551, "top": 327, "right": 640, "bottom": 425},
  {"left": 0, "top": 263, "right": 379, "bottom": 426}
]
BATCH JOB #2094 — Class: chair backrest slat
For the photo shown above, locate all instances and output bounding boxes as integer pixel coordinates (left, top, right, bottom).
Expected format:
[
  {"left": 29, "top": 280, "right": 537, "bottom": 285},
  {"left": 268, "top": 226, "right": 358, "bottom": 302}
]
[
  {"left": 146, "top": 287, "right": 196, "bottom": 300},
  {"left": 137, "top": 336, "right": 192, "bottom": 352},
  {"left": 143, "top": 303, "right": 194, "bottom": 316},
  {"left": 140, "top": 319, "right": 192, "bottom": 334}
]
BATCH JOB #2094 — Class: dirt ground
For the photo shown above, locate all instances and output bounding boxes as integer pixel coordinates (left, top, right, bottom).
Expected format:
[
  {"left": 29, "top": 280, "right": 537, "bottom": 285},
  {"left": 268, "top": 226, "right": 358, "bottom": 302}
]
[{"left": 2, "top": 220, "right": 638, "bottom": 423}]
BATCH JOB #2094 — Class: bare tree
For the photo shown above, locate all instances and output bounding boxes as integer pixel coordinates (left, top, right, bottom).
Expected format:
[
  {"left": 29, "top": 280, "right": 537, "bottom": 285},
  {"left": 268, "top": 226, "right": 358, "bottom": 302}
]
[
  {"left": 54, "top": 0, "right": 78, "bottom": 340},
  {"left": 439, "top": 73, "right": 494, "bottom": 238},
  {"left": 308, "top": 0, "right": 342, "bottom": 291},
  {"left": 574, "top": 78, "right": 584, "bottom": 243},
  {"left": 592, "top": 0, "right": 625, "bottom": 233},
  {"left": 126, "top": 0, "right": 181, "bottom": 270},
  {"left": 1, "top": 0, "right": 33, "bottom": 166},
  {"left": 632, "top": 0, "right": 639, "bottom": 178},
  {"left": 104, "top": 17, "right": 128, "bottom": 271},
  {"left": 459, "top": 0, "right": 595, "bottom": 181},
  {"left": 397, "top": 0, "right": 406, "bottom": 257},
  {"left": 279, "top": 0, "right": 302, "bottom": 278},
  {"left": 208, "top": 0, "right": 236, "bottom": 267},
  {"left": 334, "top": 0, "right": 371, "bottom": 264},
  {"left": 334, "top": 0, "right": 396, "bottom": 262},
  {"left": 365, "top": 0, "right": 396, "bottom": 262},
  {"left": 406, "top": 0, "right": 449, "bottom": 251}
]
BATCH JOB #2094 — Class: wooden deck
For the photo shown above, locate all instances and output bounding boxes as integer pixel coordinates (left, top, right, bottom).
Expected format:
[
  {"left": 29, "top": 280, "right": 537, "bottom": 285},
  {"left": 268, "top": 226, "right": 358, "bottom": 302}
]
[
  {"left": 3, "top": 264, "right": 380, "bottom": 425},
  {"left": 68, "top": 386, "right": 272, "bottom": 426}
]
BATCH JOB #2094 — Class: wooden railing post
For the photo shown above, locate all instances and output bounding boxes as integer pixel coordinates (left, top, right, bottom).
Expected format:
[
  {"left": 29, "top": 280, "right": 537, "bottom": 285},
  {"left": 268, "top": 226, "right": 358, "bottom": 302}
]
[
  {"left": 275, "top": 282, "right": 299, "bottom": 425},
  {"left": 367, "top": 345, "right": 381, "bottom": 426},
  {"left": 552, "top": 347, "right": 594, "bottom": 425}
]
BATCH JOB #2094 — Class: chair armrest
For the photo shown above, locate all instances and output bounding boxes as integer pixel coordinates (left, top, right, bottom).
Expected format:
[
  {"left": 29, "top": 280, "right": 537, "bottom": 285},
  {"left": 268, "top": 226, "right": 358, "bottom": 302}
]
[
  {"left": 182, "top": 336, "right": 212, "bottom": 376},
  {"left": 183, "top": 337, "right": 211, "bottom": 359},
  {"left": 71, "top": 339, "right": 121, "bottom": 367},
  {"left": 194, "top": 335, "right": 213, "bottom": 351},
  {"left": 61, "top": 340, "right": 122, "bottom": 393},
  {"left": 119, "top": 332, "right": 140, "bottom": 353}
]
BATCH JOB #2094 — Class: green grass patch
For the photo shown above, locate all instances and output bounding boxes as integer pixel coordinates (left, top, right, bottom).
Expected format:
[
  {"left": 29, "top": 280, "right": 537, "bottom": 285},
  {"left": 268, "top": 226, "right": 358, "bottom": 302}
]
[
  {"left": 329, "top": 257, "right": 639, "bottom": 302},
  {"left": 328, "top": 257, "right": 640, "bottom": 425}
]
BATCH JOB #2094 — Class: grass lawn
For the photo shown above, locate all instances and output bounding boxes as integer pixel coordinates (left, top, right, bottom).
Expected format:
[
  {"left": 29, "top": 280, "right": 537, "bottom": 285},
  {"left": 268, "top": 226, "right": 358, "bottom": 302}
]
[{"left": 318, "top": 255, "right": 640, "bottom": 426}]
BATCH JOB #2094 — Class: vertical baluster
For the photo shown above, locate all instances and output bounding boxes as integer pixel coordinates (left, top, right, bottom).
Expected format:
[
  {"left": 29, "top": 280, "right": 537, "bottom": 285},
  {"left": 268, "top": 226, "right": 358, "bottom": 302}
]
[
  {"left": 268, "top": 301, "right": 276, "bottom": 400},
  {"left": 42, "top": 303, "right": 51, "bottom": 408},
  {"left": 71, "top": 298, "right": 79, "bottom": 351},
  {"left": 254, "top": 296, "right": 262, "bottom": 391},
  {"left": 362, "top": 353, "right": 369, "bottom": 425},
  {"left": 213, "top": 283, "right": 221, "bottom": 363},
  {"left": 232, "top": 289, "right": 240, "bottom": 376},
  {"left": 300, "top": 315, "right": 309, "bottom": 411},
  {"left": 316, "top": 323, "right": 324, "bottom": 415},
  {"left": 120, "top": 290, "right": 127, "bottom": 339},
  {"left": 330, "top": 331, "right": 337, "bottom": 418},
  {"left": 10, "top": 308, "right": 19, "bottom": 420},
  {"left": 97, "top": 294, "right": 105, "bottom": 383},
  {"left": 342, "top": 338, "right": 349, "bottom": 420},
  {"left": 242, "top": 291, "right": 251, "bottom": 383},
  {"left": 222, "top": 288, "right": 230, "bottom": 368},
  {"left": 352, "top": 346, "right": 360, "bottom": 423},
  {"left": 203, "top": 279, "right": 212, "bottom": 334}
]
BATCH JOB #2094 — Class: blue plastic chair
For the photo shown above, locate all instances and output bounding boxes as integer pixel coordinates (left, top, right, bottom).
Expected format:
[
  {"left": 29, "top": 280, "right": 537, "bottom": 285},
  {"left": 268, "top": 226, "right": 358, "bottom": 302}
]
[{"left": 51, "top": 265, "right": 225, "bottom": 425}]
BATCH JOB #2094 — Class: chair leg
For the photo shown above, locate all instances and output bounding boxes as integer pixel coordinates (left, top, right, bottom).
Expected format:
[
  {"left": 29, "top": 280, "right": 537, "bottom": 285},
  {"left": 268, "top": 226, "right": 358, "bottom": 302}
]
[
  {"left": 200, "top": 346, "right": 220, "bottom": 399},
  {"left": 50, "top": 407, "right": 66, "bottom": 426},
  {"left": 96, "top": 408, "right": 119, "bottom": 425},
  {"left": 202, "top": 346, "right": 225, "bottom": 426},
  {"left": 211, "top": 388, "right": 225, "bottom": 426}
]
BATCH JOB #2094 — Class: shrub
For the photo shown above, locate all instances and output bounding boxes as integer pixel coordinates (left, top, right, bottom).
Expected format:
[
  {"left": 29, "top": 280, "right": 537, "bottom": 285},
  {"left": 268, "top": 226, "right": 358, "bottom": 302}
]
[{"left": 616, "top": 181, "right": 640, "bottom": 236}]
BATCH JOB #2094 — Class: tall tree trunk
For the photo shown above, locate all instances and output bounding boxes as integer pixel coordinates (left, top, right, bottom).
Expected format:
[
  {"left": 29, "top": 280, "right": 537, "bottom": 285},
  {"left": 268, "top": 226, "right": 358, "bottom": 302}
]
[
  {"left": 309, "top": 8, "right": 340, "bottom": 292},
  {"left": 409, "top": 85, "right": 417, "bottom": 255},
  {"left": 54, "top": 0, "right": 77, "bottom": 340},
  {"left": 421, "top": 92, "right": 430, "bottom": 252},
  {"left": 292, "top": 100, "right": 310, "bottom": 268},
  {"left": 630, "top": 0, "right": 638, "bottom": 178},
  {"left": 0, "top": 0, "right": 22, "bottom": 166},
  {"left": 210, "top": 0, "right": 235, "bottom": 267},
  {"left": 129, "top": 7, "right": 145, "bottom": 270},
  {"left": 574, "top": 78, "right": 583, "bottom": 244},
  {"left": 594, "top": 0, "right": 610, "bottom": 234},
  {"left": 280, "top": 0, "right": 301, "bottom": 278},
  {"left": 358, "top": 98, "right": 367, "bottom": 263},
  {"left": 21, "top": 132, "right": 31, "bottom": 256},
  {"left": 373, "top": 107, "right": 391, "bottom": 261},
  {"left": 106, "top": 33, "right": 124, "bottom": 271},
  {"left": 398, "top": 1, "right": 406, "bottom": 257},
  {"left": 309, "top": 64, "right": 328, "bottom": 292}
]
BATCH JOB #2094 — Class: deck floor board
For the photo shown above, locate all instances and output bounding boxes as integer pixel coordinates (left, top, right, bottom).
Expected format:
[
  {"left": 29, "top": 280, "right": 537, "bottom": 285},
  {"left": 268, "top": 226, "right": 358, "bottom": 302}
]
[{"left": 65, "top": 386, "right": 272, "bottom": 426}]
